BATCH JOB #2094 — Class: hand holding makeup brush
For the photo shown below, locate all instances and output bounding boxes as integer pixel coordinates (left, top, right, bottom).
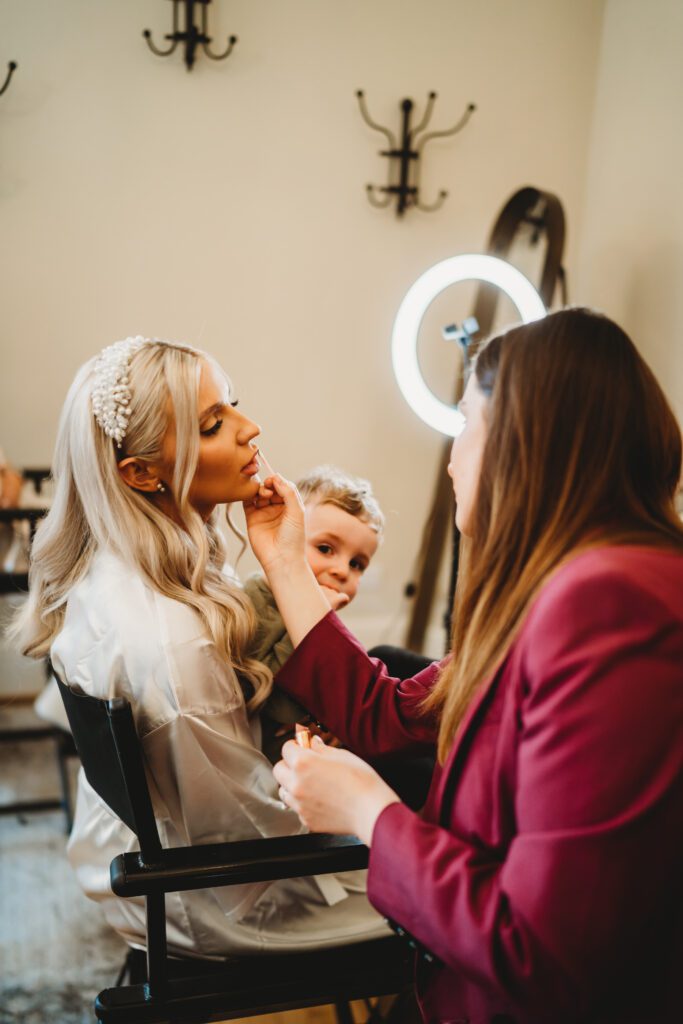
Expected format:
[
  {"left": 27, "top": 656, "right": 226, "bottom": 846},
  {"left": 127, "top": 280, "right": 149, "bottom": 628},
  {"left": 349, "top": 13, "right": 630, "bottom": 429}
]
[
  {"left": 244, "top": 473, "right": 306, "bottom": 572},
  {"left": 245, "top": 474, "right": 343, "bottom": 646},
  {"left": 273, "top": 735, "right": 400, "bottom": 844}
]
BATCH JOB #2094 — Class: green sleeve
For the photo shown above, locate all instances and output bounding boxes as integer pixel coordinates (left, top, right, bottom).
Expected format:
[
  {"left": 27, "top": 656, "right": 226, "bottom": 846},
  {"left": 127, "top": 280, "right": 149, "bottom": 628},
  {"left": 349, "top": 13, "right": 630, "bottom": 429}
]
[
  {"left": 243, "top": 574, "right": 290, "bottom": 672},
  {"left": 243, "top": 575, "right": 308, "bottom": 723}
]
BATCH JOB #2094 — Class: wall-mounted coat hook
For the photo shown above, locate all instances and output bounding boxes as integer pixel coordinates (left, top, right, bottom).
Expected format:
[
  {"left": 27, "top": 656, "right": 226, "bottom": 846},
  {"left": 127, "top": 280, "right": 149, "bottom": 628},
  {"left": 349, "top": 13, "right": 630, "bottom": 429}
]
[
  {"left": 356, "top": 91, "right": 475, "bottom": 217},
  {"left": 0, "top": 61, "right": 17, "bottom": 97},
  {"left": 143, "top": 0, "right": 237, "bottom": 72}
]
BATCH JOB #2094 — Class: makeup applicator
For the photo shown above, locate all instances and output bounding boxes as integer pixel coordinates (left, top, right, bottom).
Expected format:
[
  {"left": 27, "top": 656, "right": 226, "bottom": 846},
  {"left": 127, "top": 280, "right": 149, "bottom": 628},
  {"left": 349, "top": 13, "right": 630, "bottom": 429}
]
[{"left": 255, "top": 446, "right": 277, "bottom": 479}]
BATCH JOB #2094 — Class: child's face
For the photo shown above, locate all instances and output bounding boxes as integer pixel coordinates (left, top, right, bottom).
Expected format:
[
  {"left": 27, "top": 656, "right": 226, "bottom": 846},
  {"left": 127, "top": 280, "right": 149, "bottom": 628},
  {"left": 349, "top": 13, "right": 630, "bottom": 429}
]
[{"left": 304, "top": 501, "right": 379, "bottom": 603}]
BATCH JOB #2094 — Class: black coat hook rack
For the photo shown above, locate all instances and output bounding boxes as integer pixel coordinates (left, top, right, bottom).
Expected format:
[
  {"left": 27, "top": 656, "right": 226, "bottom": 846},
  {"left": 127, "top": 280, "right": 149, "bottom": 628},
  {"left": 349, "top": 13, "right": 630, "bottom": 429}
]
[
  {"left": 143, "top": 0, "right": 237, "bottom": 72},
  {"left": 356, "top": 91, "right": 476, "bottom": 217},
  {"left": 0, "top": 61, "right": 17, "bottom": 97}
]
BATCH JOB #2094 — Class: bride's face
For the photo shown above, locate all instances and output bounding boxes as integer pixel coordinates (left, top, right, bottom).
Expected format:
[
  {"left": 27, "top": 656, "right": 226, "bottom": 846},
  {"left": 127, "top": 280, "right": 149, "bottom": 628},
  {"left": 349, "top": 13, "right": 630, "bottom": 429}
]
[{"left": 159, "top": 360, "right": 262, "bottom": 518}]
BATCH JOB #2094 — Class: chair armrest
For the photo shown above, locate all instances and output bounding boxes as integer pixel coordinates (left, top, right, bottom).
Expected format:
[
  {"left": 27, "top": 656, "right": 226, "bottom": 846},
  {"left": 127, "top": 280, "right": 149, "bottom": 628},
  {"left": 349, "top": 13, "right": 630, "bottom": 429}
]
[{"left": 110, "top": 832, "right": 368, "bottom": 897}]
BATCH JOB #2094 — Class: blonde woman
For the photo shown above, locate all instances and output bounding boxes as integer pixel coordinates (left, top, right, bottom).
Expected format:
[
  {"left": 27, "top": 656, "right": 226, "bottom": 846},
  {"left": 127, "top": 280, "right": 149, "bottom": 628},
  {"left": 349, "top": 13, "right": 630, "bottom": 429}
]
[{"left": 11, "top": 337, "right": 387, "bottom": 959}]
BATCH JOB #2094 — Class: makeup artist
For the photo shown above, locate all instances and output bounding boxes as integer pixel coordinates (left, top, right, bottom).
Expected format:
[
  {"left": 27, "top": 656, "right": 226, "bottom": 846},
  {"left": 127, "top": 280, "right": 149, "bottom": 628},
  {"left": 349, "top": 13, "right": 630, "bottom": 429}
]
[{"left": 245, "top": 308, "right": 683, "bottom": 1024}]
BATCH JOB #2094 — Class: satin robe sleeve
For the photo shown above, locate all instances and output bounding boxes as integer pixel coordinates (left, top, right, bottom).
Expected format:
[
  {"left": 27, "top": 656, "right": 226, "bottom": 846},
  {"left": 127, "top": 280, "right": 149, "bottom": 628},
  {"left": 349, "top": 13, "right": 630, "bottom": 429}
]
[
  {"left": 366, "top": 566, "right": 683, "bottom": 1020},
  {"left": 124, "top": 600, "right": 307, "bottom": 854},
  {"left": 53, "top": 562, "right": 309, "bottom": 922}
]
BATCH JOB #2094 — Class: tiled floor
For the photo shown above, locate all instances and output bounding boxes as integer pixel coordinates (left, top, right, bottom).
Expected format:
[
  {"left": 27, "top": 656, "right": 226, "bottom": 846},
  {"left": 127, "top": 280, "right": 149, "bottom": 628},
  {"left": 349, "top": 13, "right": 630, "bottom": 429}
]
[{"left": 0, "top": 700, "right": 127, "bottom": 1023}]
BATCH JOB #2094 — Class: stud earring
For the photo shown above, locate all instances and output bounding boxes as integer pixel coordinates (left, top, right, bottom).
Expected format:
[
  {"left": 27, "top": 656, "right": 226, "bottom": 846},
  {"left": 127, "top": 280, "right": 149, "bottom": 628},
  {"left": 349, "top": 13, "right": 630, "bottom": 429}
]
[{"left": 157, "top": 482, "right": 166, "bottom": 493}]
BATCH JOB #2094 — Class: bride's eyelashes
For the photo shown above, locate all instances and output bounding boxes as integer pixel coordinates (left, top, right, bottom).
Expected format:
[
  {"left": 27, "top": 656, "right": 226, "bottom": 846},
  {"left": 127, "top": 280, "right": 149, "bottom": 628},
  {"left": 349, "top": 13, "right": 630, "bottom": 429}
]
[{"left": 200, "top": 419, "right": 223, "bottom": 437}]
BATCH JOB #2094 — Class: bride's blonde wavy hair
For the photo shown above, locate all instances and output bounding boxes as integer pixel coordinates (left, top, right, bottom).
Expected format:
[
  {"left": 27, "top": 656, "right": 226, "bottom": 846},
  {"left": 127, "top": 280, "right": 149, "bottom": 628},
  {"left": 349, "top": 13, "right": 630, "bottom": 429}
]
[{"left": 11, "top": 339, "right": 273, "bottom": 711}]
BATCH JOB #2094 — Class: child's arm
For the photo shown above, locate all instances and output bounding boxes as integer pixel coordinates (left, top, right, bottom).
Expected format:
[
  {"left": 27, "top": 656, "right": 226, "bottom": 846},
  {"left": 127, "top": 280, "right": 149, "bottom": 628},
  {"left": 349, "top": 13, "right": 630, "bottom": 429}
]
[
  {"left": 243, "top": 574, "right": 309, "bottom": 714},
  {"left": 243, "top": 574, "right": 312, "bottom": 762},
  {"left": 244, "top": 574, "right": 347, "bottom": 676},
  {"left": 243, "top": 574, "right": 293, "bottom": 673}
]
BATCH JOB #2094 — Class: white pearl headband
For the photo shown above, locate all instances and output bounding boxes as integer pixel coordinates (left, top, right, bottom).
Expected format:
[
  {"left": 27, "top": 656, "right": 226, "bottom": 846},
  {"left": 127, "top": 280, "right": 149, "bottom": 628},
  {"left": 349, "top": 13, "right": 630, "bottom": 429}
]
[{"left": 91, "top": 336, "right": 148, "bottom": 448}]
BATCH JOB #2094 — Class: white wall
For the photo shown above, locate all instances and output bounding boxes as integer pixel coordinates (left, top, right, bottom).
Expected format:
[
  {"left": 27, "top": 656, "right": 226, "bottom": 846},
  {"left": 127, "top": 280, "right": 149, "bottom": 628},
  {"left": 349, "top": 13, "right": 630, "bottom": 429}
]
[
  {"left": 577, "top": 0, "right": 683, "bottom": 424},
  {"left": 1, "top": 0, "right": 605, "bottom": 676}
]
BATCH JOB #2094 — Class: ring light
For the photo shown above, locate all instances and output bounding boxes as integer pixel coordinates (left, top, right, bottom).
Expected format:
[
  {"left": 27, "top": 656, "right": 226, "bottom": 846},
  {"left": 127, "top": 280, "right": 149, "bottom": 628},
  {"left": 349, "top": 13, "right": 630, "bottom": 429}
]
[{"left": 391, "top": 253, "right": 546, "bottom": 436}]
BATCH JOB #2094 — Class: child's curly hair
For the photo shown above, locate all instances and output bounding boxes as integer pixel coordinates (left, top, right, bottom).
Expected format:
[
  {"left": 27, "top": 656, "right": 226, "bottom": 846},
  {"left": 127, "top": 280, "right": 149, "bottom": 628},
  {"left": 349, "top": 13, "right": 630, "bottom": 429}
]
[{"left": 296, "top": 465, "right": 385, "bottom": 538}]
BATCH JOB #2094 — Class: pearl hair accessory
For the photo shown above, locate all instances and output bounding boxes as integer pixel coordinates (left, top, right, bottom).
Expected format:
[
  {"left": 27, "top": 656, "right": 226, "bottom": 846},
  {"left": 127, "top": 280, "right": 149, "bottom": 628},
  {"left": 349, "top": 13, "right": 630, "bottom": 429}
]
[{"left": 91, "top": 336, "right": 148, "bottom": 448}]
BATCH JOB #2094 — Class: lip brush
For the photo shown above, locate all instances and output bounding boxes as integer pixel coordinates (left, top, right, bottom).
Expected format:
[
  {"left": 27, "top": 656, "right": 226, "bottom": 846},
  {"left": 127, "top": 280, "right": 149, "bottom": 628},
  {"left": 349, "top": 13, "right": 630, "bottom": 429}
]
[{"left": 256, "top": 446, "right": 277, "bottom": 479}]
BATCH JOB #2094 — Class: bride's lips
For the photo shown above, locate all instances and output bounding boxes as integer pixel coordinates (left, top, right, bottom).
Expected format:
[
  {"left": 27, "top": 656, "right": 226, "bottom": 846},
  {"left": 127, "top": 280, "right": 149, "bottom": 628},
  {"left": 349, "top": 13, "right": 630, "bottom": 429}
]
[{"left": 241, "top": 455, "right": 260, "bottom": 476}]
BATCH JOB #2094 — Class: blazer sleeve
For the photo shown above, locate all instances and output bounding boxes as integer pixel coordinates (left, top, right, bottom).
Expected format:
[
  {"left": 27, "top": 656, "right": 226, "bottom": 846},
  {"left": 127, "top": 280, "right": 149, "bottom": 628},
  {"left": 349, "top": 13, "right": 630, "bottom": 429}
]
[
  {"left": 366, "top": 567, "right": 683, "bottom": 1020},
  {"left": 274, "top": 612, "right": 440, "bottom": 757}
]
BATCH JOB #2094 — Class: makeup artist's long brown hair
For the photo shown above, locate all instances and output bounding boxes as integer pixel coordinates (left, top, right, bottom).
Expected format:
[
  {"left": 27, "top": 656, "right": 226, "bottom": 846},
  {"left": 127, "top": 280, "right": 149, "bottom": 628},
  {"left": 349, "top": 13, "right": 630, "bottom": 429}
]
[{"left": 427, "top": 307, "right": 683, "bottom": 762}]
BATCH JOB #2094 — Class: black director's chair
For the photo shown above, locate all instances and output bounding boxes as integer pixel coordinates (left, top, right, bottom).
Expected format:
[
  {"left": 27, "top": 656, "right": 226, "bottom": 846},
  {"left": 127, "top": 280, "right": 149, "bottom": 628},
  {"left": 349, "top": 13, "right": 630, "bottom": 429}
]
[{"left": 53, "top": 669, "right": 411, "bottom": 1024}]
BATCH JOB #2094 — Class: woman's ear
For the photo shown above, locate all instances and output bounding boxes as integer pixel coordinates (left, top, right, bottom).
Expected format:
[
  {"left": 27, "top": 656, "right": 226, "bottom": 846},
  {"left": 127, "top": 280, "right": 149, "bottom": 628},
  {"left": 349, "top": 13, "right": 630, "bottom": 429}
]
[{"left": 117, "top": 458, "right": 162, "bottom": 493}]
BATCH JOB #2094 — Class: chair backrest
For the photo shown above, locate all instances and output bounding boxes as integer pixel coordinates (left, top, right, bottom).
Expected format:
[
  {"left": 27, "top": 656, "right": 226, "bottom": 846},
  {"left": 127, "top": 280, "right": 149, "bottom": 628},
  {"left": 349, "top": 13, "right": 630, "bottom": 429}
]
[{"left": 52, "top": 667, "right": 163, "bottom": 862}]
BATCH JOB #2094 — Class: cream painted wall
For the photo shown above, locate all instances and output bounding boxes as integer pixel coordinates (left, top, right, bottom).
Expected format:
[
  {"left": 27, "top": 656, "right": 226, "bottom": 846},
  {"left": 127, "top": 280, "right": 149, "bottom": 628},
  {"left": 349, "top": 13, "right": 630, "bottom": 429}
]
[
  {"left": 577, "top": 0, "right": 683, "bottom": 424},
  {"left": 1, "top": 0, "right": 605, "bottom": 673}
]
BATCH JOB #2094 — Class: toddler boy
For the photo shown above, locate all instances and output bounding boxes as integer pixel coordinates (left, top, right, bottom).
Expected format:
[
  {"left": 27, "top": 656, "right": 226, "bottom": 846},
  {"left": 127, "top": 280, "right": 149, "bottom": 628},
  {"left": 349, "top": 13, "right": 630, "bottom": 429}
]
[{"left": 245, "top": 465, "right": 384, "bottom": 763}]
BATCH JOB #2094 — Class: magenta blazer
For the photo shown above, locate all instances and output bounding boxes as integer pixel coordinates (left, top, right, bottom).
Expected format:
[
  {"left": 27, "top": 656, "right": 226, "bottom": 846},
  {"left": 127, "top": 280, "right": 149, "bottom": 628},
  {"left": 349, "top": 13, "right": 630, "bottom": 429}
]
[{"left": 275, "top": 545, "right": 683, "bottom": 1024}]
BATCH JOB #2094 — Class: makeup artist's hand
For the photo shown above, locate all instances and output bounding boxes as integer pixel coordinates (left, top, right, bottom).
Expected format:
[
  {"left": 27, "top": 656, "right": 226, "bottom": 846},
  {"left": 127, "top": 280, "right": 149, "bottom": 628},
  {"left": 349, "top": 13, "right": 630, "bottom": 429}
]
[
  {"left": 244, "top": 474, "right": 306, "bottom": 574},
  {"left": 273, "top": 720, "right": 343, "bottom": 748},
  {"left": 273, "top": 736, "right": 400, "bottom": 845},
  {"left": 245, "top": 476, "right": 336, "bottom": 647}
]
